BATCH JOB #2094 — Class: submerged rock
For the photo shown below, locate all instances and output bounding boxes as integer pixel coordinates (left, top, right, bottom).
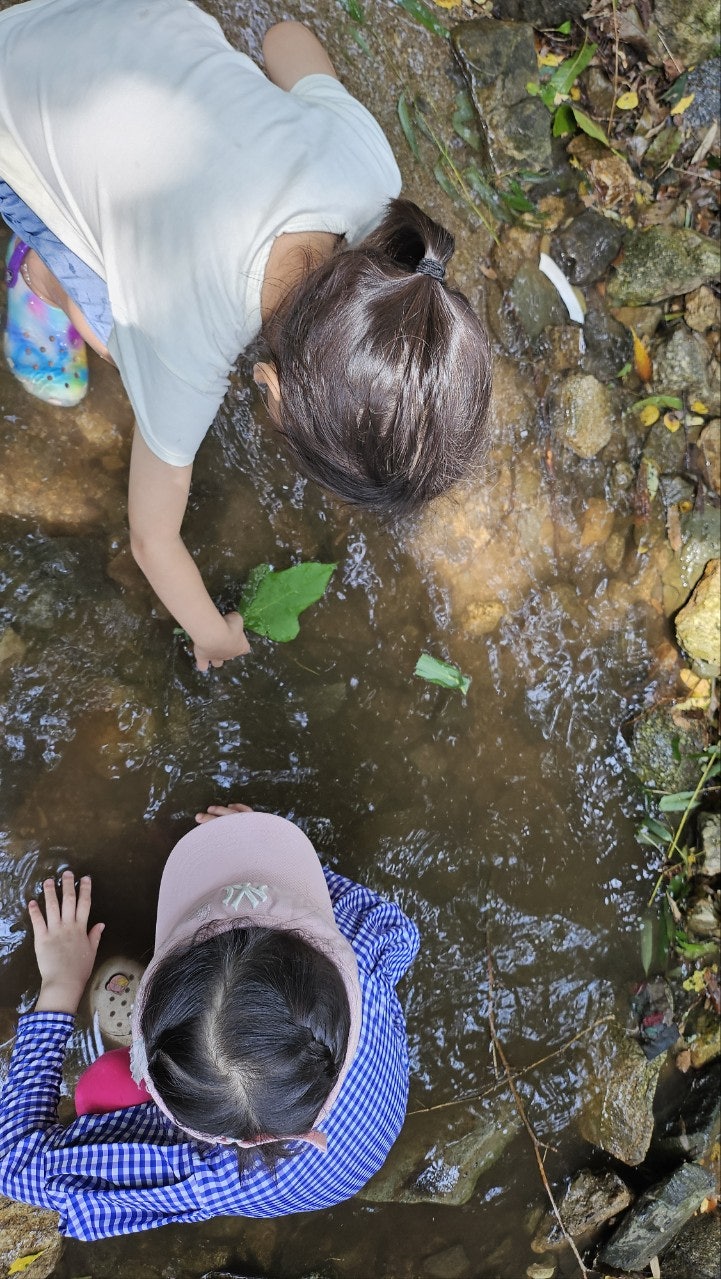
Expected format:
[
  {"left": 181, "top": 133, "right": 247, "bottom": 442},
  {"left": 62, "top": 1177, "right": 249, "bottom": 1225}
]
[
  {"left": 0, "top": 1198, "right": 61, "bottom": 1279},
  {"left": 531, "top": 1169, "right": 633, "bottom": 1253},
  {"left": 579, "top": 1022, "right": 664, "bottom": 1166},
  {"left": 421, "top": 1244, "right": 472, "bottom": 1279},
  {"left": 549, "top": 373, "right": 616, "bottom": 458},
  {"left": 508, "top": 263, "right": 568, "bottom": 341},
  {"left": 655, "top": 0, "right": 721, "bottom": 65},
  {"left": 581, "top": 298, "right": 633, "bottom": 382},
  {"left": 599, "top": 1161, "right": 715, "bottom": 1271},
  {"left": 452, "top": 20, "right": 553, "bottom": 175},
  {"left": 0, "top": 626, "right": 26, "bottom": 672},
  {"left": 358, "top": 1094, "right": 521, "bottom": 1206},
  {"left": 630, "top": 703, "right": 709, "bottom": 791},
  {"left": 550, "top": 210, "right": 625, "bottom": 286},
  {"left": 675, "top": 559, "right": 721, "bottom": 671},
  {"left": 607, "top": 227, "right": 721, "bottom": 306},
  {"left": 659, "top": 1210, "right": 721, "bottom": 1279}
]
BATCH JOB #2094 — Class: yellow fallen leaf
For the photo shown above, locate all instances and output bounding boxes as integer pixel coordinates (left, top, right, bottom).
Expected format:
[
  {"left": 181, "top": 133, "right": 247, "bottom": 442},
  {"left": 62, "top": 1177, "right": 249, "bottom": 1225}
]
[
  {"left": 8, "top": 1254, "right": 47, "bottom": 1276},
  {"left": 679, "top": 498, "right": 693, "bottom": 512},
  {"left": 671, "top": 93, "right": 695, "bottom": 116},
  {"left": 639, "top": 404, "right": 660, "bottom": 425},
  {"left": 570, "top": 85, "right": 582, "bottom": 101},
  {"left": 431, "top": 0, "right": 461, "bottom": 6},
  {"left": 684, "top": 970, "right": 707, "bottom": 993},
  {"left": 664, "top": 411, "right": 681, "bottom": 432},
  {"left": 632, "top": 329, "right": 653, "bottom": 382},
  {"left": 617, "top": 91, "right": 639, "bottom": 110},
  {"left": 538, "top": 51, "right": 564, "bottom": 67},
  {"left": 691, "top": 400, "right": 709, "bottom": 414}
]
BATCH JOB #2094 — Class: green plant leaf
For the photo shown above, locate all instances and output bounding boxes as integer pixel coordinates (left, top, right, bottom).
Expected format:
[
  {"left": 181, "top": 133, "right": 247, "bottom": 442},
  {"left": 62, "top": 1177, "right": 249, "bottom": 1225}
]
[
  {"left": 433, "top": 160, "right": 459, "bottom": 201},
  {"left": 238, "top": 562, "right": 337, "bottom": 643},
  {"left": 570, "top": 106, "right": 609, "bottom": 145},
  {"left": 339, "top": 0, "right": 365, "bottom": 21},
  {"left": 640, "top": 912, "right": 655, "bottom": 976},
  {"left": 658, "top": 790, "right": 700, "bottom": 812},
  {"left": 631, "top": 395, "right": 684, "bottom": 412},
  {"left": 502, "top": 179, "right": 539, "bottom": 214},
  {"left": 394, "top": 0, "right": 450, "bottom": 39},
  {"left": 556, "top": 19, "right": 572, "bottom": 34},
  {"left": 414, "top": 653, "right": 471, "bottom": 695},
  {"left": 464, "top": 164, "right": 513, "bottom": 223},
  {"left": 553, "top": 103, "right": 576, "bottom": 136},
  {"left": 549, "top": 41, "right": 596, "bottom": 95},
  {"left": 398, "top": 93, "right": 421, "bottom": 159}
]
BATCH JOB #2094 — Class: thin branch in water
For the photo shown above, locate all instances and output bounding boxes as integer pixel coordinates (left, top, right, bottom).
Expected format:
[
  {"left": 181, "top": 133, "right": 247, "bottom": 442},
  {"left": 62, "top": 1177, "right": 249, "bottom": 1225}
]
[{"left": 486, "top": 952, "right": 589, "bottom": 1279}]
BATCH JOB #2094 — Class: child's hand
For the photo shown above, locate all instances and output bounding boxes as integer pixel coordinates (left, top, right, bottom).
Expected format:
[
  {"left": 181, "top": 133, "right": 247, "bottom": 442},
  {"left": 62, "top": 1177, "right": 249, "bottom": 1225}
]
[
  {"left": 29, "top": 872, "right": 105, "bottom": 1014},
  {"left": 194, "top": 612, "right": 250, "bottom": 672},
  {"left": 195, "top": 802, "right": 254, "bottom": 824}
]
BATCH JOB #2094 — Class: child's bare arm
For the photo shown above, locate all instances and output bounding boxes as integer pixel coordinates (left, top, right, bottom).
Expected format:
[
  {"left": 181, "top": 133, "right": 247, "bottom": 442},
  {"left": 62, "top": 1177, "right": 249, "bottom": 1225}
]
[
  {"left": 262, "top": 21, "right": 338, "bottom": 90},
  {"left": 128, "top": 428, "right": 250, "bottom": 671}
]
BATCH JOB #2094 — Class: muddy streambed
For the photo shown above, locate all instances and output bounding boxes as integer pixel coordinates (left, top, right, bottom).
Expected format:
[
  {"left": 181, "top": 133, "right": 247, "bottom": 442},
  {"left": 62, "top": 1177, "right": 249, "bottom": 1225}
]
[{"left": 0, "top": 0, "right": 716, "bottom": 1276}]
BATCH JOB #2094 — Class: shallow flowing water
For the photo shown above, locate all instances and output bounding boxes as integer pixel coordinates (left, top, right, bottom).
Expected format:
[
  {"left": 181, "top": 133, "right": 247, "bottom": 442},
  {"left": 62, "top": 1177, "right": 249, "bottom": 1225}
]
[{"left": 0, "top": 1, "right": 678, "bottom": 1275}]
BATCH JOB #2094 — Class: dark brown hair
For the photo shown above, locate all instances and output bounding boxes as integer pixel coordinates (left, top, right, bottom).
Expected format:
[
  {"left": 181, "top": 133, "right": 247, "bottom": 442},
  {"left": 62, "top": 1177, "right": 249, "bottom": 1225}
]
[{"left": 262, "top": 198, "right": 493, "bottom": 514}]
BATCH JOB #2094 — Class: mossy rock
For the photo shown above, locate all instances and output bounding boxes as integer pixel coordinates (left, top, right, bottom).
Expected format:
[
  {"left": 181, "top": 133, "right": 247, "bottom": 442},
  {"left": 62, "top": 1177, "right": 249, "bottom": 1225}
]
[{"left": 630, "top": 704, "right": 709, "bottom": 791}]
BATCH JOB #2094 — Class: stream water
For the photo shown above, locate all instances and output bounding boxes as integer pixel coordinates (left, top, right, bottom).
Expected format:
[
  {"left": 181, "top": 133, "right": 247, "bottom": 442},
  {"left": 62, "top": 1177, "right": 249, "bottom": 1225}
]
[{"left": 0, "top": 1, "right": 679, "bottom": 1275}]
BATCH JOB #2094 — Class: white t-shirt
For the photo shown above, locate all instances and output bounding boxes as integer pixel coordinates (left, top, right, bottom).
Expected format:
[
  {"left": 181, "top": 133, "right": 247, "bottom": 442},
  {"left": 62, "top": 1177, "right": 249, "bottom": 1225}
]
[{"left": 0, "top": 0, "right": 401, "bottom": 464}]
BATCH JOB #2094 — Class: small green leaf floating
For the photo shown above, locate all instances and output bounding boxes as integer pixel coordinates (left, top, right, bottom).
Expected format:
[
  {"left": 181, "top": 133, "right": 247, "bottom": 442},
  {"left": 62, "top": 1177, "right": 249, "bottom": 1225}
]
[
  {"left": 414, "top": 653, "right": 471, "bottom": 696},
  {"left": 238, "top": 562, "right": 337, "bottom": 643}
]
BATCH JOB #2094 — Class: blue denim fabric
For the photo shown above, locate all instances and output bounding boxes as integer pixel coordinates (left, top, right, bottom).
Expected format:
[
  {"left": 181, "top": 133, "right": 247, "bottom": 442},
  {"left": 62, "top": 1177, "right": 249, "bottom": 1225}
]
[{"left": 0, "top": 179, "right": 112, "bottom": 344}]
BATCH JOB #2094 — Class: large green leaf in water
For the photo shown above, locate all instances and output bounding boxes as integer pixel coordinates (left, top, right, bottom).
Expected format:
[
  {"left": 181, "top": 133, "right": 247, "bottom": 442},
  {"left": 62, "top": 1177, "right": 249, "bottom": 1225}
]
[
  {"left": 238, "top": 562, "right": 337, "bottom": 642},
  {"left": 414, "top": 653, "right": 471, "bottom": 695}
]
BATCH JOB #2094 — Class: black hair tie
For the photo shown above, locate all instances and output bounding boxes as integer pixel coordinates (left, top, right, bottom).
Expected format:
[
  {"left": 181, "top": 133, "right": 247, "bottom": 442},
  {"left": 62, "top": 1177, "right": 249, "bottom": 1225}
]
[{"left": 415, "top": 256, "right": 446, "bottom": 281}]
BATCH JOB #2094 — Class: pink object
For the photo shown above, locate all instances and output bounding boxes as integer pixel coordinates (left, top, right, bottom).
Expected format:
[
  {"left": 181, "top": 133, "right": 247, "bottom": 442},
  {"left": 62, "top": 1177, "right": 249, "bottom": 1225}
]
[{"left": 75, "top": 1048, "right": 152, "bottom": 1117}]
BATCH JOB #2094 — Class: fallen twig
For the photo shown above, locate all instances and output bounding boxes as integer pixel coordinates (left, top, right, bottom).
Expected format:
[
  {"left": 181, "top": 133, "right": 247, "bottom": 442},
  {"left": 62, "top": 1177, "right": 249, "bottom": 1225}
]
[
  {"left": 407, "top": 1013, "right": 614, "bottom": 1116},
  {"left": 486, "top": 953, "right": 590, "bottom": 1279}
]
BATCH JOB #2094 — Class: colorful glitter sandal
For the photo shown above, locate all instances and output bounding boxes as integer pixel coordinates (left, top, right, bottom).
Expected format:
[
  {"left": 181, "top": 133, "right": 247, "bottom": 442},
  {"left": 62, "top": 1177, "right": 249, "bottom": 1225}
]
[
  {"left": 89, "top": 957, "right": 145, "bottom": 1049},
  {"left": 3, "top": 235, "right": 88, "bottom": 407}
]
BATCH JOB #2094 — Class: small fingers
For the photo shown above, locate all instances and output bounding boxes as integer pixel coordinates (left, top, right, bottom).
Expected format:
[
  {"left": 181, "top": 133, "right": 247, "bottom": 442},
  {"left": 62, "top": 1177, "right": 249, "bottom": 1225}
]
[
  {"left": 27, "top": 898, "right": 47, "bottom": 936},
  {"left": 88, "top": 921, "right": 105, "bottom": 952},
  {"left": 42, "top": 877, "right": 61, "bottom": 926},
  {"left": 75, "top": 875, "right": 92, "bottom": 927},
  {"left": 60, "top": 869, "right": 77, "bottom": 921},
  {"left": 195, "top": 802, "right": 252, "bottom": 824}
]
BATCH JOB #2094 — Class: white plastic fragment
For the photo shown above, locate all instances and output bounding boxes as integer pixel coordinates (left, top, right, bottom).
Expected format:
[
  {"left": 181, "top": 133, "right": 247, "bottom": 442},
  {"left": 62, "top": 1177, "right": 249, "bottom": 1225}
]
[{"left": 539, "top": 252, "right": 586, "bottom": 324}]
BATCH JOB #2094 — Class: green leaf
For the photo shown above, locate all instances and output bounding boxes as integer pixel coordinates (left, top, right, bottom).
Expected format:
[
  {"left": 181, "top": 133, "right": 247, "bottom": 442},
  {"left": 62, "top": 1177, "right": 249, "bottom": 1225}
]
[
  {"left": 414, "top": 653, "right": 471, "bottom": 695},
  {"left": 556, "top": 19, "right": 572, "bottom": 34},
  {"left": 553, "top": 103, "right": 576, "bottom": 136},
  {"left": 640, "top": 912, "right": 655, "bottom": 976},
  {"left": 433, "top": 160, "right": 459, "bottom": 201},
  {"left": 661, "top": 70, "right": 689, "bottom": 106},
  {"left": 641, "top": 815, "right": 673, "bottom": 843},
  {"left": 238, "top": 562, "right": 337, "bottom": 643},
  {"left": 616, "top": 361, "right": 632, "bottom": 379},
  {"left": 464, "top": 164, "right": 513, "bottom": 223},
  {"left": 502, "top": 179, "right": 538, "bottom": 214},
  {"left": 631, "top": 395, "right": 684, "bottom": 412},
  {"left": 570, "top": 106, "right": 609, "bottom": 145},
  {"left": 394, "top": 0, "right": 450, "bottom": 39},
  {"left": 674, "top": 931, "right": 717, "bottom": 959},
  {"left": 659, "top": 790, "right": 700, "bottom": 812},
  {"left": 339, "top": 0, "right": 365, "bottom": 20},
  {"left": 351, "top": 28, "right": 372, "bottom": 54},
  {"left": 398, "top": 93, "right": 421, "bottom": 159},
  {"left": 551, "top": 40, "right": 596, "bottom": 95}
]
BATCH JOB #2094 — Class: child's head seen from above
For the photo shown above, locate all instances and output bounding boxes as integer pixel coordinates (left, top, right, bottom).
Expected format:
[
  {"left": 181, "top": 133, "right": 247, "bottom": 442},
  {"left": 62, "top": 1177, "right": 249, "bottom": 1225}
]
[
  {"left": 261, "top": 197, "right": 493, "bottom": 515},
  {"left": 138, "top": 924, "right": 351, "bottom": 1144}
]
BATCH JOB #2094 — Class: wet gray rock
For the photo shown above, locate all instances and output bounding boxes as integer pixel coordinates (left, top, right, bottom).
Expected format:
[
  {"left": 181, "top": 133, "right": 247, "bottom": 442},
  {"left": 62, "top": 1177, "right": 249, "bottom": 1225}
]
[
  {"left": 491, "top": 0, "right": 586, "bottom": 24},
  {"left": 452, "top": 21, "right": 553, "bottom": 175},
  {"left": 599, "top": 1162, "right": 716, "bottom": 1271},
  {"left": 421, "top": 1244, "right": 472, "bottom": 1278},
  {"left": 531, "top": 1169, "right": 633, "bottom": 1253},
  {"left": 0, "top": 1198, "right": 61, "bottom": 1279},
  {"left": 653, "top": 327, "right": 721, "bottom": 413},
  {"left": 678, "top": 510, "right": 721, "bottom": 591},
  {"left": 659, "top": 1207, "right": 721, "bottom": 1279},
  {"left": 654, "top": 1061, "right": 721, "bottom": 1163},
  {"left": 550, "top": 211, "right": 626, "bottom": 285},
  {"left": 630, "top": 704, "right": 709, "bottom": 791},
  {"left": 581, "top": 299, "right": 633, "bottom": 382},
  {"left": 684, "top": 58, "right": 721, "bottom": 130},
  {"left": 699, "top": 812, "right": 721, "bottom": 876},
  {"left": 579, "top": 1021, "right": 664, "bottom": 1166},
  {"left": 675, "top": 559, "right": 721, "bottom": 670},
  {"left": 508, "top": 263, "right": 568, "bottom": 341},
  {"left": 0, "top": 626, "right": 26, "bottom": 671},
  {"left": 607, "top": 226, "right": 721, "bottom": 306},
  {"left": 655, "top": 0, "right": 721, "bottom": 65},
  {"left": 685, "top": 894, "right": 720, "bottom": 937},
  {"left": 699, "top": 419, "right": 721, "bottom": 493},
  {"left": 549, "top": 373, "right": 616, "bottom": 458},
  {"left": 358, "top": 1094, "right": 521, "bottom": 1206}
]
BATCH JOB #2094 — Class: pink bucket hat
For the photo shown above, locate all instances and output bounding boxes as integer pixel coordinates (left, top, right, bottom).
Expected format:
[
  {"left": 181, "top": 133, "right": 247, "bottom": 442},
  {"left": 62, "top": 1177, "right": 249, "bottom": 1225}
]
[{"left": 130, "top": 811, "right": 362, "bottom": 1152}]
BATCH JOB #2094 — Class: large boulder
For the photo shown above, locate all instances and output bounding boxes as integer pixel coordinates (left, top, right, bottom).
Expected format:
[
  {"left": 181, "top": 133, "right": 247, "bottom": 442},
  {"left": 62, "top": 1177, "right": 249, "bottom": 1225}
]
[
  {"left": 531, "top": 1168, "right": 633, "bottom": 1253},
  {"left": 579, "top": 1022, "right": 664, "bottom": 1165},
  {"left": 630, "top": 703, "right": 709, "bottom": 791},
  {"left": 659, "top": 1208, "right": 721, "bottom": 1279},
  {"left": 452, "top": 20, "right": 553, "bottom": 175},
  {"left": 607, "top": 227, "right": 721, "bottom": 306},
  {"left": 599, "top": 1162, "right": 716, "bottom": 1272},
  {"left": 675, "top": 560, "right": 721, "bottom": 671},
  {"left": 655, "top": 0, "right": 721, "bottom": 64},
  {"left": 0, "top": 1199, "right": 61, "bottom": 1279},
  {"left": 549, "top": 373, "right": 617, "bottom": 459}
]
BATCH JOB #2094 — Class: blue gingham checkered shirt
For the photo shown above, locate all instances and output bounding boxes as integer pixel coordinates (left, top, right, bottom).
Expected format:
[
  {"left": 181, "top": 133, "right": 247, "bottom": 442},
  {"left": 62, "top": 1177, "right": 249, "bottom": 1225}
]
[{"left": 0, "top": 869, "right": 419, "bottom": 1241}]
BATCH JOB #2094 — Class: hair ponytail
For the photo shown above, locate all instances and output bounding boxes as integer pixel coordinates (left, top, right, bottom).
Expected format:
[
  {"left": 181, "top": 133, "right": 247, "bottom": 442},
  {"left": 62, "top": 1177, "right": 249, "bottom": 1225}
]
[{"left": 263, "top": 198, "right": 492, "bottom": 514}]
